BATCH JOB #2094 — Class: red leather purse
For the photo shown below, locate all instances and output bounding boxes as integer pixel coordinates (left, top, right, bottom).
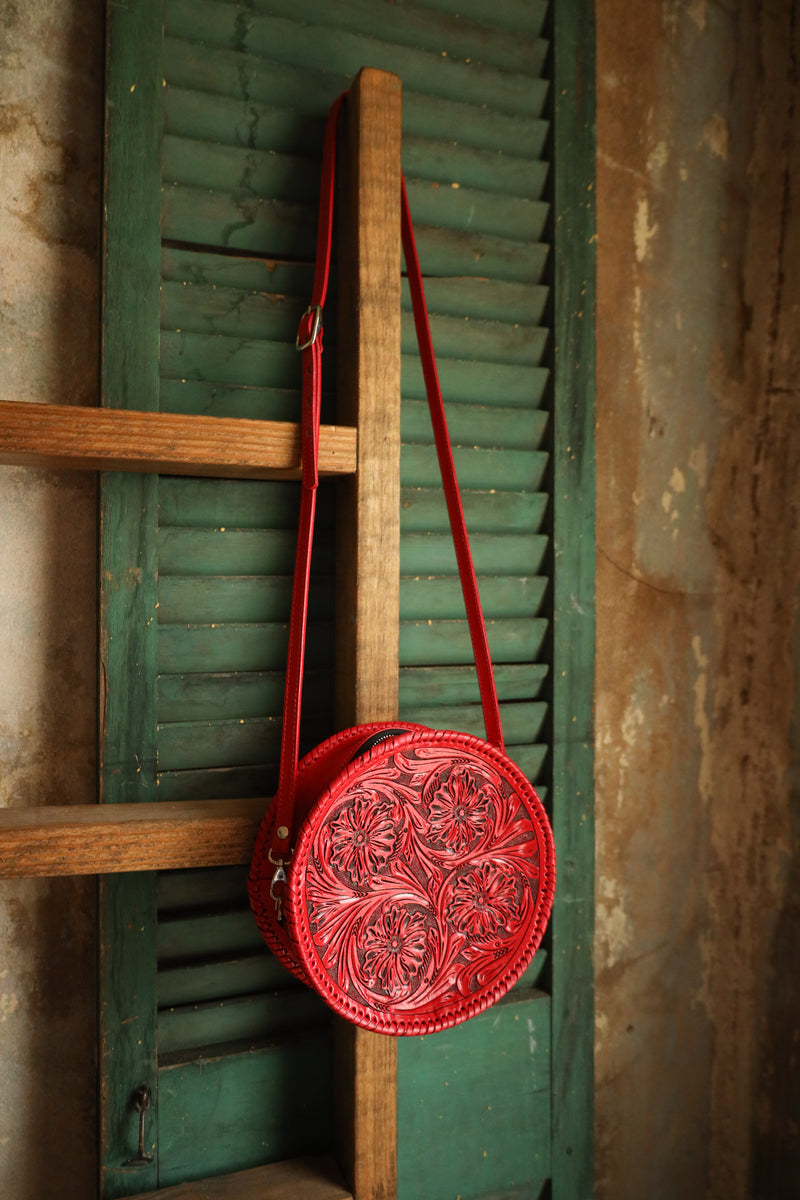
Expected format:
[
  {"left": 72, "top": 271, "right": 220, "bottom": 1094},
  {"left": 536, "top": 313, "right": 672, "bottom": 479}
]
[{"left": 248, "top": 95, "right": 555, "bottom": 1036}]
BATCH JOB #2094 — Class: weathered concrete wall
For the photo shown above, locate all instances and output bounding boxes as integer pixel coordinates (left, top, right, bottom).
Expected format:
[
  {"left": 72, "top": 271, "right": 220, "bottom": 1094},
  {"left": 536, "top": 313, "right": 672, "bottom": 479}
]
[
  {"left": 0, "top": 1, "right": 103, "bottom": 1196},
  {"left": 595, "top": 2, "right": 800, "bottom": 1197}
]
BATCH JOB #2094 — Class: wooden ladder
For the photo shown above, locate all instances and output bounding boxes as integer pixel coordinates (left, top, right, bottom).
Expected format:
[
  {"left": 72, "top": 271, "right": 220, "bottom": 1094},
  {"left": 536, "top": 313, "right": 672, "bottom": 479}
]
[{"left": 0, "top": 67, "right": 402, "bottom": 1200}]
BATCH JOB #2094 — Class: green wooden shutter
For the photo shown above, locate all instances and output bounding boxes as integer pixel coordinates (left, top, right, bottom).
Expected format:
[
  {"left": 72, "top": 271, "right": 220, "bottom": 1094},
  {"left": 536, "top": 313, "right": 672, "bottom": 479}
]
[{"left": 100, "top": 2, "right": 594, "bottom": 1197}]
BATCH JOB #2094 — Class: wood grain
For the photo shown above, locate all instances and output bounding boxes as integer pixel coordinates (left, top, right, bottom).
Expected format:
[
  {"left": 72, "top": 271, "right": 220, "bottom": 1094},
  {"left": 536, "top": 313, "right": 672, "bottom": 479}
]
[
  {"left": 0, "top": 400, "right": 356, "bottom": 479},
  {"left": 333, "top": 68, "right": 403, "bottom": 1200},
  {"left": 128, "top": 1155, "right": 351, "bottom": 1200},
  {"left": 0, "top": 798, "right": 266, "bottom": 877}
]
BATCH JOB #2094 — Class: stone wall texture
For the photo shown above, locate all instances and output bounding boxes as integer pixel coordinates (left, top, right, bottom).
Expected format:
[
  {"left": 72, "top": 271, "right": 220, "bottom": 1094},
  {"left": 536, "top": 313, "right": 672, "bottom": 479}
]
[{"left": 595, "top": 2, "right": 800, "bottom": 1197}]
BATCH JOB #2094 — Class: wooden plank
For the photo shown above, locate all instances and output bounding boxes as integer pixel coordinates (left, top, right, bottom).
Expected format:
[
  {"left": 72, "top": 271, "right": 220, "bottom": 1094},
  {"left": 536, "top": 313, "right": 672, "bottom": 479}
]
[
  {"left": 550, "top": 2, "right": 596, "bottom": 1198},
  {"left": 0, "top": 401, "right": 357, "bottom": 480},
  {"left": 333, "top": 67, "right": 403, "bottom": 1200},
  {"left": 0, "top": 799, "right": 266, "bottom": 877},
  {"left": 128, "top": 1156, "right": 351, "bottom": 1200}
]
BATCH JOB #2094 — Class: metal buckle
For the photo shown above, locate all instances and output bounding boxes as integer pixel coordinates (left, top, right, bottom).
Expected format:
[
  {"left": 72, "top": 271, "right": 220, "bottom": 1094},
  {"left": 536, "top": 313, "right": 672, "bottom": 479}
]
[
  {"left": 269, "top": 861, "right": 287, "bottom": 922},
  {"left": 296, "top": 304, "right": 322, "bottom": 351}
]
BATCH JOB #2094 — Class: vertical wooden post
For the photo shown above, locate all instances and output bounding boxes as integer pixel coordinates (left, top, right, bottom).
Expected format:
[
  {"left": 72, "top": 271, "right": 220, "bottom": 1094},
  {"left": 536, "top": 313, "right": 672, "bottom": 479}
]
[{"left": 334, "top": 68, "right": 403, "bottom": 1200}]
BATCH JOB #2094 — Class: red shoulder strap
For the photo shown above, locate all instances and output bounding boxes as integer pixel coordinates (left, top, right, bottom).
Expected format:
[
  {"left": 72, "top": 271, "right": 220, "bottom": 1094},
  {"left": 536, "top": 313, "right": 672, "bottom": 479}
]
[{"left": 270, "top": 94, "right": 504, "bottom": 860}]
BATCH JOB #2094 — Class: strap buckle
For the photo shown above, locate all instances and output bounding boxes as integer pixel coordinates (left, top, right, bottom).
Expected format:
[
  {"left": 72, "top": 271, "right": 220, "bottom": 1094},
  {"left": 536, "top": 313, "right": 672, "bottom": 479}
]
[
  {"left": 269, "top": 857, "right": 287, "bottom": 922},
  {"left": 296, "top": 304, "right": 322, "bottom": 351}
]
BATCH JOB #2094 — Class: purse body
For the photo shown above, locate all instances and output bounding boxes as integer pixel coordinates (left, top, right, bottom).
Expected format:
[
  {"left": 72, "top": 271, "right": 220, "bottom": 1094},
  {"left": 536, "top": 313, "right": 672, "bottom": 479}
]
[
  {"left": 249, "top": 723, "right": 555, "bottom": 1035},
  {"left": 247, "top": 92, "right": 556, "bottom": 1036}
]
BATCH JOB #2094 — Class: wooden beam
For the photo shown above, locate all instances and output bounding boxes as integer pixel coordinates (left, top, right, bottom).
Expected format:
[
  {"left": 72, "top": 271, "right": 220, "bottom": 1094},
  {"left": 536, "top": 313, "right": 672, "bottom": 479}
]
[
  {"left": 334, "top": 67, "right": 403, "bottom": 1200},
  {"left": 0, "top": 798, "right": 266, "bottom": 877},
  {"left": 0, "top": 400, "right": 357, "bottom": 479}
]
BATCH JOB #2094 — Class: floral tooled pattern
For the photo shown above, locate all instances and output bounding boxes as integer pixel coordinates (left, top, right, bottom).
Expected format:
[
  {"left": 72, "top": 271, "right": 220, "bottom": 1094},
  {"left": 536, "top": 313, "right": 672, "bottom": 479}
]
[
  {"left": 329, "top": 793, "right": 396, "bottom": 884},
  {"left": 447, "top": 863, "right": 521, "bottom": 938},
  {"left": 427, "top": 764, "right": 491, "bottom": 852},
  {"left": 361, "top": 904, "right": 430, "bottom": 996},
  {"left": 301, "top": 742, "right": 547, "bottom": 1016}
]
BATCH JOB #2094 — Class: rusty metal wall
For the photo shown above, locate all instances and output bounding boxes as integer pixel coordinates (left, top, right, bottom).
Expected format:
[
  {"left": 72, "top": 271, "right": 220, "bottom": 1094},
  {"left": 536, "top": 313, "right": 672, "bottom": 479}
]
[
  {"left": 1, "top": 1, "right": 799, "bottom": 1198},
  {"left": 595, "top": 2, "right": 800, "bottom": 1197}
]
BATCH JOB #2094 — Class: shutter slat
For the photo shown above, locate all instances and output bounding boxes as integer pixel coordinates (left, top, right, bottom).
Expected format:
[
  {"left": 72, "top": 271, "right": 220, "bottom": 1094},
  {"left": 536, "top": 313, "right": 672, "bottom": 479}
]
[
  {"left": 165, "top": 2, "right": 547, "bottom": 114},
  {"left": 401, "top": 446, "right": 548, "bottom": 492},
  {"left": 164, "top": 37, "right": 548, "bottom": 150},
  {"left": 158, "top": 952, "right": 289, "bottom": 1007},
  {"left": 157, "top": 572, "right": 546, "bottom": 626},
  {"left": 156, "top": 662, "right": 547, "bottom": 726},
  {"left": 400, "top": 489, "right": 548, "bottom": 531},
  {"left": 157, "top": 670, "right": 332, "bottom": 724},
  {"left": 161, "top": 186, "right": 317, "bottom": 255},
  {"left": 246, "top": 0, "right": 546, "bottom": 76},
  {"left": 399, "top": 617, "right": 548, "bottom": 665},
  {"left": 158, "top": 989, "right": 330, "bottom": 1057},
  {"left": 156, "top": 621, "right": 333, "bottom": 675},
  {"left": 401, "top": 402, "right": 548, "bottom": 447},
  {"left": 157, "top": 527, "right": 334, "bottom": 575},
  {"left": 157, "top": 765, "right": 274, "bottom": 803},
  {"left": 158, "top": 477, "right": 305, "bottom": 528}
]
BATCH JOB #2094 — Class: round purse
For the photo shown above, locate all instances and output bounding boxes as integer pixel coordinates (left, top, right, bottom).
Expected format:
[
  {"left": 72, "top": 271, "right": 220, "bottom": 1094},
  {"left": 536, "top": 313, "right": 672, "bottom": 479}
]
[{"left": 248, "top": 95, "right": 555, "bottom": 1036}]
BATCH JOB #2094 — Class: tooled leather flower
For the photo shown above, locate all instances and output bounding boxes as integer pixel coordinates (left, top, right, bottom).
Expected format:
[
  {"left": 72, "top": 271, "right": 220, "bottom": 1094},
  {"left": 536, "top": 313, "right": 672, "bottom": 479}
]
[
  {"left": 447, "top": 863, "right": 520, "bottom": 938},
  {"left": 329, "top": 794, "right": 396, "bottom": 884},
  {"left": 361, "top": 904, "right": 429, "bottom": 995},
  {"left": 428, "top": 765, "right": 490, "bottom": 852}
]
